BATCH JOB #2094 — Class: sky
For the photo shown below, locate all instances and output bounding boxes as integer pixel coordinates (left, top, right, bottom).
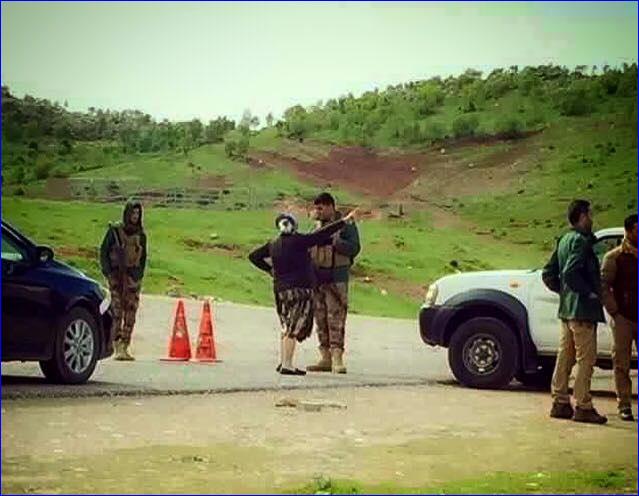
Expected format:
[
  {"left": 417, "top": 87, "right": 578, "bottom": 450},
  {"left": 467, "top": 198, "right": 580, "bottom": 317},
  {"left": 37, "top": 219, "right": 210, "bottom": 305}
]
[{"left": 2, "top": 1, "right": 637, "bottom": 124}]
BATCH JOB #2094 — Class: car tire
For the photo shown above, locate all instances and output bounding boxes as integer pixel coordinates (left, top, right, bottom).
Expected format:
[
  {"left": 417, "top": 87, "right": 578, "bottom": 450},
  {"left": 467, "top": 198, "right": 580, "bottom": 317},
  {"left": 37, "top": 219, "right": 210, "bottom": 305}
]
[
  {"left": 40, "top": 307, "right": 99, "bottom": 384},
  {"left": 448, "top": 317, "right": 519, "bottom": 389}
]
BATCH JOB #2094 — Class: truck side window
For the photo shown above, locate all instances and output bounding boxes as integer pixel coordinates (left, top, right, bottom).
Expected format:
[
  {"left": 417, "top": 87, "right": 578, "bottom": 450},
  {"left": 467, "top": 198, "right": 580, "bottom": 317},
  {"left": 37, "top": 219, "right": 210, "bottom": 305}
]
[{"left": 593, "top": 236, "right": 622, "bottom": 264}]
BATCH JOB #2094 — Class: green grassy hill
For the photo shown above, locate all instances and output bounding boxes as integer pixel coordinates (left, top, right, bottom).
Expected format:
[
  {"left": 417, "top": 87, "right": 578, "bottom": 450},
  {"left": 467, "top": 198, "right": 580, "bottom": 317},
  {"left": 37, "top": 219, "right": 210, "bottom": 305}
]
[{"left": 2, "top": 65, "right": 636, "bottom": 318}]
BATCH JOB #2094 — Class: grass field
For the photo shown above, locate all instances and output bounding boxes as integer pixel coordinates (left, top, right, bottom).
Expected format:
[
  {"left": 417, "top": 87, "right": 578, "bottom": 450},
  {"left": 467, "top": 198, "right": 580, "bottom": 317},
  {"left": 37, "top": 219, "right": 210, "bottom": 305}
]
[
  {"left": 456, "top": 107, "right": 637, "bottom": 249},
  {"left": 2, "top": 197, "right": 544, "bottom": 319},
  {"left": 292, "top": 468, "right": 637, "bottom": 494}
]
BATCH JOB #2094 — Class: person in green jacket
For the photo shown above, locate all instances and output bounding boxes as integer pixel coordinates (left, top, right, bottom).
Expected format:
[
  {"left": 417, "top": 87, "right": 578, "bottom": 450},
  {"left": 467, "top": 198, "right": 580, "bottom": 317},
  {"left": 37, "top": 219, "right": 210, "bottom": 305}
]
[
  {"left": 99, "top": 200, "right": 147, "bottom": 361},
  {"left": 307, "top": 192, "right": 361, "bottom": 374},
  {"left": 542, "top": 199, "right": 607, "bottom": 424}
]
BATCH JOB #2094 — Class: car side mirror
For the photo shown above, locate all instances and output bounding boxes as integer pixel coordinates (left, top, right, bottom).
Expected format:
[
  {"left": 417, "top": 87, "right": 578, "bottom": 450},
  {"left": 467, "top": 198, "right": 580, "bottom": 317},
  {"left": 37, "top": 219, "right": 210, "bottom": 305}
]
[{"left": 35, "top": 246, "right": 54, "bottom": 265}]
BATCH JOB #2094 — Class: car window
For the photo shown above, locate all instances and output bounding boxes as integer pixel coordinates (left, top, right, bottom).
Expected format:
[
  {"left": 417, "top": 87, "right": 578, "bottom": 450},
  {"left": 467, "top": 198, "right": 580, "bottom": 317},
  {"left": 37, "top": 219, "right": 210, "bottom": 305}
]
[
  {"left": 1, "top": 232, "right": 27, "bottom": 263},
  {"left": 593, "top": 236, "right": 622, "bottom": 264}
]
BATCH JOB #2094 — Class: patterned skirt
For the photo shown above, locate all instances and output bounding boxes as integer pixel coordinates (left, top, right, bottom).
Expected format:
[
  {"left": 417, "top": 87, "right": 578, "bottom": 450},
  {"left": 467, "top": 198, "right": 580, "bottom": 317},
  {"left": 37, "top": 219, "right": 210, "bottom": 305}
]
[{"left": 275, "top": 287, "right": 314, "bottom": 342}]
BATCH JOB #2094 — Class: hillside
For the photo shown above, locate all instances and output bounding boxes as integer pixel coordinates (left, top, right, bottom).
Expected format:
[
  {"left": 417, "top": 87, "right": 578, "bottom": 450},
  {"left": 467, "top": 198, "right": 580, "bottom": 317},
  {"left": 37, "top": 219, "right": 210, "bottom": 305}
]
[{"left": 2, "top": 64, "right": 637, "bottom": 318}]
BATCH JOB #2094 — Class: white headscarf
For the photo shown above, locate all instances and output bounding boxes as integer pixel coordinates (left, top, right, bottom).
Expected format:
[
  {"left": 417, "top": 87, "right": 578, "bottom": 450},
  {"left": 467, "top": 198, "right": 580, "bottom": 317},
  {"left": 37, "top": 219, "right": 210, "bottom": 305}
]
[{"left": 275, "top": 213, "right": 298, "bottom": 235}]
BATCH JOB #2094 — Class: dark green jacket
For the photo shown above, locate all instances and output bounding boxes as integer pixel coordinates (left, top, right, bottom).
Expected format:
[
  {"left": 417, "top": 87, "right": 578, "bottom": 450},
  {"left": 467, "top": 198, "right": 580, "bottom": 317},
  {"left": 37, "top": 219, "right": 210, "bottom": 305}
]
[{"left": 542, "top": 229, "right": 605, "bottom": 323}]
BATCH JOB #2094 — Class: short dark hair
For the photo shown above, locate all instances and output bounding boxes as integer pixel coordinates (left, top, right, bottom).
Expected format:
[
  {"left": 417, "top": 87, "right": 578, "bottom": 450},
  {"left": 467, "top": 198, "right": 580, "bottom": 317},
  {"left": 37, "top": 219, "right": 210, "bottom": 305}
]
[
  {"left": 314, "top": 192, "right": 335, "bottom": 207},
  {"left": 567, "top": 199, "right": 591, "bottom": 226},
  {"left": 625, "top": 213, "right": 638, "bottom": 231}
]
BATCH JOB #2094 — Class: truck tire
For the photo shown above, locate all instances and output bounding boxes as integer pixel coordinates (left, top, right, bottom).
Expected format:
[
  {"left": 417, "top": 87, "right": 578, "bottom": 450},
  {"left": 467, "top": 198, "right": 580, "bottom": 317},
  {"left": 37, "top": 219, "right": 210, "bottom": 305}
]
[
  {"left": 40, "top": 307, "right": 99, "bottom": 384},
  {"left": 448, "top": 317, "right": 519, "bottom": 389}
]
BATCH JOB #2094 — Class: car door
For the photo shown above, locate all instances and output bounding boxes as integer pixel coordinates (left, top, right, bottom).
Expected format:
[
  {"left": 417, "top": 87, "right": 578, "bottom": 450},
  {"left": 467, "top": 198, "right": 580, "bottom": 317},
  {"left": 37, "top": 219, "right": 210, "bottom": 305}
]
[
  {"left": 529, "top": 233, "right": 623, "bottom": 356},
  {"left": 1, "top": 228, "right": 54, "bottom": 360}
]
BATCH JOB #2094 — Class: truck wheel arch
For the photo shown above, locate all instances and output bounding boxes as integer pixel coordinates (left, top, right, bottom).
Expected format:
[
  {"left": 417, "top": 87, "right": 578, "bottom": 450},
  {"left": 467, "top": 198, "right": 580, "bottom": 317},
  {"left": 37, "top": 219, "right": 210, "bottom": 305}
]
[{"left": 442, "top": 289, "right": 539, "bottom": 374}]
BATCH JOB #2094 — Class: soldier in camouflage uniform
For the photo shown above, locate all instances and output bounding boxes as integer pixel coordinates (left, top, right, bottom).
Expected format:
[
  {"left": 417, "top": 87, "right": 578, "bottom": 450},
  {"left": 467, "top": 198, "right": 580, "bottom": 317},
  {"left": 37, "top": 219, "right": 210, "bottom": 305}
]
[
  {"left": 99, "top": 200, "right": 147, "bottom": 361},
  {"left": 308, "top": 193, "right": 360, "bottom": 374}
]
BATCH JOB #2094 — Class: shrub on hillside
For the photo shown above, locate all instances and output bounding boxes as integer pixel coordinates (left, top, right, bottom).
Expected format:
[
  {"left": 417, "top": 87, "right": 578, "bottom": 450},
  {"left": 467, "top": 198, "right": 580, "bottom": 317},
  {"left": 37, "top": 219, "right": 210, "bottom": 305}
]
[
  {"left": 224, "top": 130, "right": 249, "bottom": 160},
  {"left": 34, "top": 157, "right": 53, "bottom": 180},
  {"left": 452, "top": 115, "right": 480, "bottom": 138},
  {"left": 460, "top": 81, "right": 485, "bottom": 112},
  {"left": 555, "top": 80, "right": 601, "bottom": 116},
  {"left": 525, "top": 108, "right": 547, "bottom": 128},
  {"left": 13, "top": 167, "right": 25, "bottom": 185},
  {"left": 422, "top": 121, "right": 447, "bottom": 142},
  {"left": 495, "top": 115, "right": 524, "bottom": 138},
  {"left": 617, "top": 72, "right": 637, "bottom": 97}
]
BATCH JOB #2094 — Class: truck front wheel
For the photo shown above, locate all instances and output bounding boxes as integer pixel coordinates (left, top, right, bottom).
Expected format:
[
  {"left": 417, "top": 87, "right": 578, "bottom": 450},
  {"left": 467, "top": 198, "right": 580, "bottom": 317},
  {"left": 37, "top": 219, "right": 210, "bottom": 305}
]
[{"left": 448, "top": 317, "right": 519, "bottom": 389}]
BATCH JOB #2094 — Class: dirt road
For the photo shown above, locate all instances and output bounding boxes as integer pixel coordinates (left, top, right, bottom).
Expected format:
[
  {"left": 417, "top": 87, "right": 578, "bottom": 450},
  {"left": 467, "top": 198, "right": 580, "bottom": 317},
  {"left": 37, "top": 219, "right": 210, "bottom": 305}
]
[
  {"left": 2, "top": 385, "right": 636, "bottom": 494},
  {"left": 2, "top": 295, "right": 450, "bottom": 399},
  {"left": 2, "top": 295, "right": 631, "bottom": 400}
]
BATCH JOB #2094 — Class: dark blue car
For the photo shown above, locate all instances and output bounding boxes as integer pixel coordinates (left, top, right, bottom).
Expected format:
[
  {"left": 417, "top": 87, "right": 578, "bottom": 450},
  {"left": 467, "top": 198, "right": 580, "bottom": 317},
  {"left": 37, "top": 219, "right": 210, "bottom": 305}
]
[{"left": 2, "top": 221, "right": 113, "bottom": 383}]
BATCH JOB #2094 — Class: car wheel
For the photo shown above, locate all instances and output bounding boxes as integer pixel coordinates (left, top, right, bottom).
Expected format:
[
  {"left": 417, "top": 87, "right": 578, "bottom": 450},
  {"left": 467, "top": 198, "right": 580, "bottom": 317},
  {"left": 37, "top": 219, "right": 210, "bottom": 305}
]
[
  {"left": 448, "top": 317, "right": 519, "bottom": 389},
  {"left": 39, "top": 307, "right": 99, "bottom": 384}
]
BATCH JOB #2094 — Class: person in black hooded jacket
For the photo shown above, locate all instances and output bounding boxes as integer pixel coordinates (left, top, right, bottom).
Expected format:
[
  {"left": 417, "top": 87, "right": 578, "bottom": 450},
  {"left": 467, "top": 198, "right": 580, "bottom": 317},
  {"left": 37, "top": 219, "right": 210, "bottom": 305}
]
[
  {"left": 249, "top": 208, "right": 357, "bottom": 375},
  {"left": 99, "top": 200, "right": 147, "bottom": 361}
]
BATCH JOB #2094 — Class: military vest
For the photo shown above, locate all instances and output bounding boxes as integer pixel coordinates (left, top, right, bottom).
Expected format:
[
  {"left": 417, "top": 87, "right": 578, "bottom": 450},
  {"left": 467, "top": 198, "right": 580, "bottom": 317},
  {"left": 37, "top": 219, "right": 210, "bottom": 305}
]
[
  {"left": 310, "top": 223, "right": 351, "bottom": 270},
  {"left": 109, "top": 226, "right": 143, "bottom": 269}
]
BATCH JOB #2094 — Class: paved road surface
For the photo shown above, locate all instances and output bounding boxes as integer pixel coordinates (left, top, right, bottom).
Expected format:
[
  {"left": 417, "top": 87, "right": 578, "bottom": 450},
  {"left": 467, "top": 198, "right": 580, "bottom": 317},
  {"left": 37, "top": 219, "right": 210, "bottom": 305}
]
[{"left": 1, "top": 295, "right": 633, "bottom": 399}]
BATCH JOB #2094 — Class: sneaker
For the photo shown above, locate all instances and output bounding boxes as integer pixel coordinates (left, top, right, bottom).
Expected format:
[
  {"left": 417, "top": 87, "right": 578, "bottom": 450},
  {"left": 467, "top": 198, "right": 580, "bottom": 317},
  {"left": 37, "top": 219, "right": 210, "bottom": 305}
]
[
  {"left": 573, "top": 407, "right": 608, "bottom": 424},
  {"left": 619, "top": 409, "right": 635, "bottom": 422},
  {"left": 549, "top": 402, "right": 574, "bottom": 419}
]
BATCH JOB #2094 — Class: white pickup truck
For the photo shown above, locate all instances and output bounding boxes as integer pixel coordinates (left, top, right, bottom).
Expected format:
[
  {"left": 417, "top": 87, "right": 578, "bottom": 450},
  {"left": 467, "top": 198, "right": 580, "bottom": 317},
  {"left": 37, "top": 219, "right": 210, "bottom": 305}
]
[{"left": 419, "top": 227, "right": 637, "bottom": 389}]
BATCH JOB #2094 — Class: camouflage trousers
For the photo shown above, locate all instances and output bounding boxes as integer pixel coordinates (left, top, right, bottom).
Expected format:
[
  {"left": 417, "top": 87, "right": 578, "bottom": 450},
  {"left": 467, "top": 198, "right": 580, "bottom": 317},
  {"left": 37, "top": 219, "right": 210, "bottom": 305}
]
[
  {"left": 313, "top": 282, "right": 348, "bottom": 350},
  {"left": 108, "top": 275, "right": 141, "bottom": 346}
]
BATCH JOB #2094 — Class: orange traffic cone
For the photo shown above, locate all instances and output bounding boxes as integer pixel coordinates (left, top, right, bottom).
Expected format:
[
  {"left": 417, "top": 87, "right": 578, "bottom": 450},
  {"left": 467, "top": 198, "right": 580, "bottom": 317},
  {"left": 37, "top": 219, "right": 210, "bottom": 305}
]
[
  {"left": 193, "top": 299, "right": 220, "bottom": 363},
  {"left": 160, "top": 299, "right": 192, "bottom": 361}
]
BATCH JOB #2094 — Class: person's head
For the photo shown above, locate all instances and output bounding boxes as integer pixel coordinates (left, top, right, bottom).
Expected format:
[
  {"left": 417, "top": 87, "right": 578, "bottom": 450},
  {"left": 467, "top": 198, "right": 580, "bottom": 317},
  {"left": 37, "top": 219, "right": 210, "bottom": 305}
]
[
  {"left": 568, "top": 199, "right": 593, "bottom": 233},
  {"left": 313, "top": 192, "right": 336, "bottom": 222},
  {"left": 123, "top": 200, "right": 143, "bottom": 230},
  {"left": 624, "top": 213, "right": 638, "bottom": 246},
  {"left": 275, "top": 213, "right": 298, "bottom": 235}
]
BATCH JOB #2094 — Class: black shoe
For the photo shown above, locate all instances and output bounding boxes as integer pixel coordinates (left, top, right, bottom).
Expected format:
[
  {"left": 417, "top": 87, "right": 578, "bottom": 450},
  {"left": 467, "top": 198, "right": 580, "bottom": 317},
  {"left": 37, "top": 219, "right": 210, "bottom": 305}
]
[
  {"left": 550, "top": 402, "right": 574, "bottom": 419},
  {"left": 619, "top": 409, "right": 635, "bottom": 421},
  {"left": 279, "top": 367, "right": 306, "bottom": 376},
  {"left": 573, "top": 407, "right": 608, "bottom": 424},
  {"left": 276, "top": 364, "right": 282, "bottom": 372}
]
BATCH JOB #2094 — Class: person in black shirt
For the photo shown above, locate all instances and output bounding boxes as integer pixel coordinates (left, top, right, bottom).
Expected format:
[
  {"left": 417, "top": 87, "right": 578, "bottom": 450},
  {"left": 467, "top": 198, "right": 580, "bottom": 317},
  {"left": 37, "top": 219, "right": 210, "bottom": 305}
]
[{"left": 249, "top": 209, "right": 357, "bottom": 375}]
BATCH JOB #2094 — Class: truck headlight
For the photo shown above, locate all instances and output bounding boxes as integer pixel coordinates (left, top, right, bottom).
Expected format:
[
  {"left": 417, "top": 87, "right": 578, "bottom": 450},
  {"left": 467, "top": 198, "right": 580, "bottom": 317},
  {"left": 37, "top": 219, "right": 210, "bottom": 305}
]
[
  {"left": 98, "top": 285, "right": 111, "bottom": 315},
  {"left": 424, "top": 283, "right": 439, "bottom": 307}
]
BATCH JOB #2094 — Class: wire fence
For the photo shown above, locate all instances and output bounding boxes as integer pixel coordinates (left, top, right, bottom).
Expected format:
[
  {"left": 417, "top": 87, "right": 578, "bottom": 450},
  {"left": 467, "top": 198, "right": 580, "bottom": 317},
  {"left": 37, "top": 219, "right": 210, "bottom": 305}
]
[{"left": 44, "top": 177, "right": 270, "bottom": 210}]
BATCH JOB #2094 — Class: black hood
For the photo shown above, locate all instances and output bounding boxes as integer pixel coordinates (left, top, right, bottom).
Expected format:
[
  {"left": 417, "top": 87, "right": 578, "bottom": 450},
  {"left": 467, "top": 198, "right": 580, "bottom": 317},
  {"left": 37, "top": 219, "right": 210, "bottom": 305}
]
[{"left": 123, "top": 200, "right": 144, "bottom": 232}]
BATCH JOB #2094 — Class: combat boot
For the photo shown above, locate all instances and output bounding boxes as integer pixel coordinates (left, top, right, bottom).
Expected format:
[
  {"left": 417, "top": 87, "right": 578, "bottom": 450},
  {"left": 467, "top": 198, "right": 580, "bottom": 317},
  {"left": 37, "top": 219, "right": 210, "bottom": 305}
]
[
  {"left": 573, "top": 407, "right": 607, "bottom": 424},
  {"left": 549, "top": 401, "right": 574, "bottom": 420},
  {"left": 330, "top": 348, "right": 347, "bottom": 374},
  {"left": 113, "top": 341, "right": 125, "bottom": 360},
  {"left": 114, "top": 341, "right": 135, "bottom": 361},
  {"left": 307, "top": 347, "right": 332, "bottom": 372},
  {"left": 120, "top": 344, "right": 135, "bottom": 361}
]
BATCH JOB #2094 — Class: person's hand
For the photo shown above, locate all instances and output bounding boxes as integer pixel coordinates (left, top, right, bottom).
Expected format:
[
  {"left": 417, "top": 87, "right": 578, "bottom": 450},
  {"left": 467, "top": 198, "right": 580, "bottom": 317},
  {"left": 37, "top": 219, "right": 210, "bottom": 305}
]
[{"left": 343, "top": 208, "right": 360, "bottom": 222}]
